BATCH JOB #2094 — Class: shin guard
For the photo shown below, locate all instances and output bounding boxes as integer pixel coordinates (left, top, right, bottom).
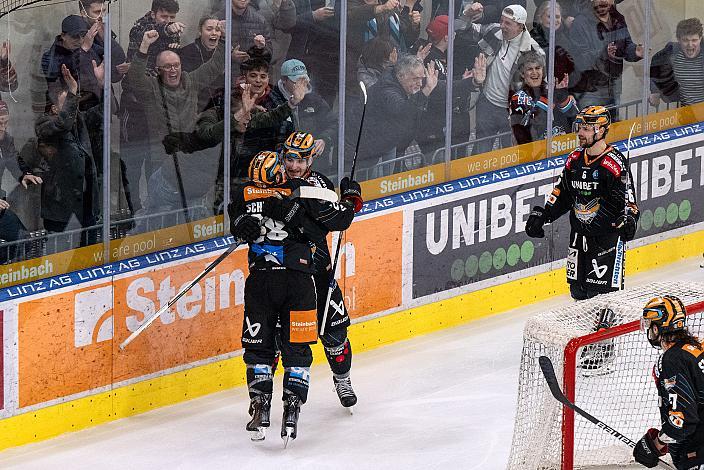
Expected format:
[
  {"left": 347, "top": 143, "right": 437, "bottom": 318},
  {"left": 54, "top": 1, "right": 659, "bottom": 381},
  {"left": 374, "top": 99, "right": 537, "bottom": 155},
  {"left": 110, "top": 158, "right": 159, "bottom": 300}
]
[
  {"left": 246, "top": 364, "right": 273, "bottom": 400},
  {"left": 324, "top": 338, "right": 352, "bottom": 376},
  {"left": 283, "top": 366, "right": 310, "bottom": 403}
]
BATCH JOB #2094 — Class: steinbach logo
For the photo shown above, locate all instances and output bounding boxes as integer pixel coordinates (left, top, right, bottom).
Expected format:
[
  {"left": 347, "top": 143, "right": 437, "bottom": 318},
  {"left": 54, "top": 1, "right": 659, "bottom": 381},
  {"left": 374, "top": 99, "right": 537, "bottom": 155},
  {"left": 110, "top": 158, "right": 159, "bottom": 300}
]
[
  {"left": 244, "top": 186, "right": 291, "bottom": 200},
  {"left": 74, "top": 286, "right": 114, "bottom": 347}
]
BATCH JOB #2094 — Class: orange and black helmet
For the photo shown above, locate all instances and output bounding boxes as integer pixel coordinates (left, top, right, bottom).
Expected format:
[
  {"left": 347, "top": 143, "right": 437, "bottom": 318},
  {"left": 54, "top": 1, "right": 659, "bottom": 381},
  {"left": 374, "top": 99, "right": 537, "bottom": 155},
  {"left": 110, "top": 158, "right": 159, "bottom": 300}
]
[
  {"left": 642, "top": 295, "right": 687, "bottom": 344},
  {"left": 248, "top": 151, "right": 286, "bottom": 186},
  {"left": 283, "top": 132, "right": 316, "bottom": 160},
  {"left": 574, "top": 105, "right": 611, "bottom": 129}
]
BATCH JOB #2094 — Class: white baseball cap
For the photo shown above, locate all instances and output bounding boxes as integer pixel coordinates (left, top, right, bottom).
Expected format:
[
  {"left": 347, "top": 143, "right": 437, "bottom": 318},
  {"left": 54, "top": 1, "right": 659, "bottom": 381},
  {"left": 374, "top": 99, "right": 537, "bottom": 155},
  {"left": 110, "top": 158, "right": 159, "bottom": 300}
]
[{"left": 502, "top": 4, "right": 527, "bottom": 25}]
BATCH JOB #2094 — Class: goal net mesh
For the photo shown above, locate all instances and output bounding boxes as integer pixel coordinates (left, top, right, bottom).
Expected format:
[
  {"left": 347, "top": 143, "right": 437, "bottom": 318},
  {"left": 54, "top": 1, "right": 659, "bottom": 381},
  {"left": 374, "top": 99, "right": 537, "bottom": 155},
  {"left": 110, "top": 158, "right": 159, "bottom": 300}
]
[{"left": 507, "top": 281, "right": 704, "bottom": 470}]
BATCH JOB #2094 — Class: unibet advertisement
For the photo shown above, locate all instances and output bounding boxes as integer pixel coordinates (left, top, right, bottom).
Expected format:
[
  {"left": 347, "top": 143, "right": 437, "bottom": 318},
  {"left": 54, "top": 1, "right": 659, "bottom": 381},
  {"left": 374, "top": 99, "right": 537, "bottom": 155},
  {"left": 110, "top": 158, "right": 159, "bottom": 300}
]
[{"left": 411, "top": 131, "right": 704, "bottom": 299}]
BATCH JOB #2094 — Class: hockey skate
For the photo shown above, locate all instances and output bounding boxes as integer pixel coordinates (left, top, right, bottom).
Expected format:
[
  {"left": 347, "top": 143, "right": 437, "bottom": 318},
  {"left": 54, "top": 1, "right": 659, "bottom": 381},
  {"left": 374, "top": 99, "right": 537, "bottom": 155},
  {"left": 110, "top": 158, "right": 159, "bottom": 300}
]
[
  {"left": 246, "top": 394, "right": 271, "bottom": 441},
  {"left": 281, "top": 395, "right": 301, "bottom": 448},
  {"left": 333, "top": 374, "right": 357, "bottom": 413},
  {"left": 579, "top": 308, "right": 617, "bottom": 376}
]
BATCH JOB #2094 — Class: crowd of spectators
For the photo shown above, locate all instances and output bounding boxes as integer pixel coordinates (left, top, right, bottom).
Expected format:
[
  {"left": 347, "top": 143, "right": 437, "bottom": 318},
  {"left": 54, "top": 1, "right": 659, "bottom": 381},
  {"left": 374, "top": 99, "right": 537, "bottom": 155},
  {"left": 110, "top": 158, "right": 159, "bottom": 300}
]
[{"left": 0, "top": 0, "right": 702, "bottom": 263}]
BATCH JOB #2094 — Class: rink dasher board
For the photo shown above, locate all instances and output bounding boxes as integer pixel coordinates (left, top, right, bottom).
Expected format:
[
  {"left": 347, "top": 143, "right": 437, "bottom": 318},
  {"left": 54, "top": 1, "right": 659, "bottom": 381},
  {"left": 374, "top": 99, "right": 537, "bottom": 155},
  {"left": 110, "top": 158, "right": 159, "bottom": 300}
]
[{"left": 0, "top": 123, "right": 702, "bottom": 450}]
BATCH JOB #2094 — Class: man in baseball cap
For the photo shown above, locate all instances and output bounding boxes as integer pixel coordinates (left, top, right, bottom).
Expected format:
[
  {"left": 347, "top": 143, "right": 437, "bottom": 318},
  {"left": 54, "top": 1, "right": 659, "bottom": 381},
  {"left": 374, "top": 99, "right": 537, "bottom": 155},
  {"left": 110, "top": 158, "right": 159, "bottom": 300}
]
[
  {"left": 61, "top": 15, "right": 89, "bottom": 37},
  {"left": 60, "top": 15, "right": 89, "bottom": 51},
  {"left": 501, "top": 4, "right": 527, "bottom": 27},
  {"left": 280, "top": 59, "right": 309, "bottom": 82}
]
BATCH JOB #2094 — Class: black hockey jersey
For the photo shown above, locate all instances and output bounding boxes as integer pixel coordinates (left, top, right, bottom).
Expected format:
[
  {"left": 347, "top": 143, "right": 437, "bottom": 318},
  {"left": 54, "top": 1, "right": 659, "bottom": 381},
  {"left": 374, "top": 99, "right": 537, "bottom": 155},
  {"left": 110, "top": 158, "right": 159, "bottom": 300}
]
[
  {"left": 229, "top": 177, "right": 354, "bottom": 273},
  {"left": 301, "top": 171, "right": 355, "bottom": 274},
  {"left": 543, "top": 145, "right": 638, "bottom": 237},
  {"left": 653, "top": 341, "right": 704, "bottom": 467}
]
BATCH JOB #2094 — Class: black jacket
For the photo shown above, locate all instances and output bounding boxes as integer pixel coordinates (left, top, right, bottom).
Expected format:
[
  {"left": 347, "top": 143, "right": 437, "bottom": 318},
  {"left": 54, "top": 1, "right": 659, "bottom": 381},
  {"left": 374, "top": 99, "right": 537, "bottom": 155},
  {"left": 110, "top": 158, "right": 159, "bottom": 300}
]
[
  {"left": 34, "top": 92, "right": 100, "bottom": 224},
  {"left": 270, "top": 84, "right": 337, "bottom": 150}
]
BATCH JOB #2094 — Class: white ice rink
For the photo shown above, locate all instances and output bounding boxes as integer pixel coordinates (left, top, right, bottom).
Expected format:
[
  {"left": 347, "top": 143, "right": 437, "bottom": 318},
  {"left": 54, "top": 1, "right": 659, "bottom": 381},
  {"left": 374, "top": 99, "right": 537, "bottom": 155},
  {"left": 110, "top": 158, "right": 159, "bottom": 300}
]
[{"left": 0, "top": 258, "right": 701, "bottom": 470}]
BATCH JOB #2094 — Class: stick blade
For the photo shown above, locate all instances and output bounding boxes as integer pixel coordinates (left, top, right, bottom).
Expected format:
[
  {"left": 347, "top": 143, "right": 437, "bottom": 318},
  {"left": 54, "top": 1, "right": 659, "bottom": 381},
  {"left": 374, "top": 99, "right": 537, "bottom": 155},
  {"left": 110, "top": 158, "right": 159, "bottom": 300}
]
[{"left": 539, "top": 355, "right": 568, "bottom": 404}]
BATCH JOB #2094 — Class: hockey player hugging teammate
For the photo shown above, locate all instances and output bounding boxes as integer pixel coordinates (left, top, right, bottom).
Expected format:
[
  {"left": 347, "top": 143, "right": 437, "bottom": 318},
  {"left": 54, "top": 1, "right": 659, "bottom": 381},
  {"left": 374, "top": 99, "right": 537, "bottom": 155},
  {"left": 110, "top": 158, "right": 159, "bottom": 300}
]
[
  {"left": 276, "top": 132, "right": 363, "bottom": 409},
  {"left": 228, "top": 149, "right": 362, "bottom": 444},
  {"left": 525, "top": 106, "right": 640, "bottom": 301}
]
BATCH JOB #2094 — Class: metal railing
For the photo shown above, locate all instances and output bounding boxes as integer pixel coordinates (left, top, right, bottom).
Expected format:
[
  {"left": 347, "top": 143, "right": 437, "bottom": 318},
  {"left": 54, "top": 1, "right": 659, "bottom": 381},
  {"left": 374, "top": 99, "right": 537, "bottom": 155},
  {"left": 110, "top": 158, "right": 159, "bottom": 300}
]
[{"left": 0, "top": 205, "right": 212, "bottom": 265}]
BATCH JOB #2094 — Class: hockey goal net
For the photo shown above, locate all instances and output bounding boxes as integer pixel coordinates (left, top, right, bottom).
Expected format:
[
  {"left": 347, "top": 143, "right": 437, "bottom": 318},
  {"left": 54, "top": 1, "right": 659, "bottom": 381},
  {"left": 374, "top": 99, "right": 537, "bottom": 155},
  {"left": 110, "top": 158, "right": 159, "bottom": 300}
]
[{"left": 507, "top": 280, "right": 704, "bottom": 470}]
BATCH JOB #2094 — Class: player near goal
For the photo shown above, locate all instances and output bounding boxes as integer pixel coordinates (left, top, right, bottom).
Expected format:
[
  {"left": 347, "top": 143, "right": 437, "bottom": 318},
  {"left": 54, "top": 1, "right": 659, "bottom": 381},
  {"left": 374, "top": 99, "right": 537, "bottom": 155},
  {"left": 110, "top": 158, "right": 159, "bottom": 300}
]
[
  {"left": 525, "top": 105, "right": 640, "bottom": 301},
  {"left": 634, "top": 295, "right": 704, "bottom": 469}
]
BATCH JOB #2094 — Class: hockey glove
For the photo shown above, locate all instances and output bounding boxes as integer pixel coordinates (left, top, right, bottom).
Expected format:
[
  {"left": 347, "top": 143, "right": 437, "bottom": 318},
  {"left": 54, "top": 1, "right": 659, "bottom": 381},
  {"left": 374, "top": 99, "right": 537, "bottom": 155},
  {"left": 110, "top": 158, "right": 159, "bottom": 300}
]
[
  {"left": 633, "top": 428, "right": 668, "bottom": 468},
  {"left": 614, "top": 213, "right": 637, "bottom": 241},
  {"left": 231, "top": 214, "right": 261, "bottom": 243},
  {"left": 340, "top": 177, "right": 363, "bottom": 213},
  {"left": 262, "top": 197, "right": 306, "bottom": 227},
  {"left": 525, "top": 206, "right": 547, "bottom": 238}
]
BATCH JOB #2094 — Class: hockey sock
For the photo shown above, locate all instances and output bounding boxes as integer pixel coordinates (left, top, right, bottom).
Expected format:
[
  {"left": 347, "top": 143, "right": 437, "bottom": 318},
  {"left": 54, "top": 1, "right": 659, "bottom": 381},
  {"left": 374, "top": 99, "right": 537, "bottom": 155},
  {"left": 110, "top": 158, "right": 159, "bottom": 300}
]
[
  {"left": 283, "top": 366, "right": 310, "bottom": 403},
  {"left": 246, "top": 364, "right": 273, "bottom": 400},
  {"left": 324, "top": 338, "right": 352, "bottom": 376}
]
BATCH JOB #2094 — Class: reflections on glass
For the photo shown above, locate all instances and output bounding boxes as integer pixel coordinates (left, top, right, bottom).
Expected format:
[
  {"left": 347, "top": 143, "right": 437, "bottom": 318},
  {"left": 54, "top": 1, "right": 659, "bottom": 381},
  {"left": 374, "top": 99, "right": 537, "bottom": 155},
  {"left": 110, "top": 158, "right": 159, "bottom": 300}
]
[
  {"left": 346, "top": 1, "right": 456, "bottom": 183},
  {"left": 0, "top": 1, "right": 110, "bottom": 270},
  {"left": 647, "top": 1, "right": 704, "bottom": 123},
  {"left": 116, "top": 0, "right": 225, "bottom": 243}
]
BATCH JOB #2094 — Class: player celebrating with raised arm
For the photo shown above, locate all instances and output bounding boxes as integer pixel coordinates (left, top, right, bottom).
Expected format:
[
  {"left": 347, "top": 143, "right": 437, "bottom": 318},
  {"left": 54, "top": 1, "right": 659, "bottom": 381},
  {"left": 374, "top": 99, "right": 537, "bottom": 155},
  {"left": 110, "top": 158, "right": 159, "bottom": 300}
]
[
  {"left": 525, "top": 106, "right": 640, "bottom": 301},
  {"left": 268, "top": 132, "right": 363, "bottom": 410},
  {"left": 634, "top": 295, "right": 704, "bottom": 469}
]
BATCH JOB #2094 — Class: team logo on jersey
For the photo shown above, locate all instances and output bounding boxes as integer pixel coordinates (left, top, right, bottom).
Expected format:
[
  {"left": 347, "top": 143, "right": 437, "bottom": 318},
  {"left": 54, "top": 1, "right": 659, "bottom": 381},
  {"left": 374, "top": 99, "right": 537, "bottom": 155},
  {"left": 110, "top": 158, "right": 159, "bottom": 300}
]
[
  {"left": 663, "top": 376, "right": 677, "bottom": 391},
  {"left": 592, "top": 169, "right": 599, "bottom": 178},
  {"left": 574, "top": 199, "right": 600, "bottom": 224},
  {"left": 669, "top": 411, "right": 684, "bottom": 429},
  {"left": 588, "top": 259, "right": 608, "bottom": 279}
]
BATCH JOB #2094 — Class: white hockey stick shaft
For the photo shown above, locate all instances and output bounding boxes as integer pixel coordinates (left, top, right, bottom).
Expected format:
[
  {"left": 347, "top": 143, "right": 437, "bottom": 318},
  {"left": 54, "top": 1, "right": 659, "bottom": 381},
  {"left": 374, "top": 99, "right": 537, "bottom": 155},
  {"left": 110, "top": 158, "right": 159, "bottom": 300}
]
[
  {"left": 119, "top": 242, "right": 240, "bottom": 350},
  {"left": 320, "top": 82, "right": 368, "bottom": 337}
]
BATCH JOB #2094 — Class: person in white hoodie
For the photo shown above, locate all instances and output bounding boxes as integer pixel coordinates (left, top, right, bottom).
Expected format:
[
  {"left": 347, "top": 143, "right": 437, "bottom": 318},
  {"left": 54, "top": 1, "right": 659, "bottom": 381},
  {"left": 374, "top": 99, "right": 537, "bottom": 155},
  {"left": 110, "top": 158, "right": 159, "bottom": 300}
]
[{"left": 455, "top": 4, "right": 543, "bottom": 155}]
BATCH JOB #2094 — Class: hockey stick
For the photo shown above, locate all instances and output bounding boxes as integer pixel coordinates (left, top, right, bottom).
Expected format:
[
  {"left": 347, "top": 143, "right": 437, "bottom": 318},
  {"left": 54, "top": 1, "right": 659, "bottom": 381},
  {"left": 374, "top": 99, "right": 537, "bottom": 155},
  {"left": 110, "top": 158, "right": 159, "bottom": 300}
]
[
  {"left": 119, "top": 241, "right": 240, "bottom": 350},
  {"left": 617, "top": 122, "right": 637, "bottom": 291},
  {"left": 538, "top": 356, "right": 675, "bottom": 470},
  {"left": 319, "top": 81, "right": 367, "bottom": 337},
  {"left": 158, "top": 81, "right": 191, "bottom": 225}
]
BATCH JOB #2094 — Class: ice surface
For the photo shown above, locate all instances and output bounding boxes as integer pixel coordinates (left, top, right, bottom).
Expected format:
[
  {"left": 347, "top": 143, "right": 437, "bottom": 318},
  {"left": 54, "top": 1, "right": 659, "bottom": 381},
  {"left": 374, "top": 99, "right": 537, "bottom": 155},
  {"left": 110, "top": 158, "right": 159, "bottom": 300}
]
[{"left": 0, "top": 258, "right": 700, "bottom": 470}]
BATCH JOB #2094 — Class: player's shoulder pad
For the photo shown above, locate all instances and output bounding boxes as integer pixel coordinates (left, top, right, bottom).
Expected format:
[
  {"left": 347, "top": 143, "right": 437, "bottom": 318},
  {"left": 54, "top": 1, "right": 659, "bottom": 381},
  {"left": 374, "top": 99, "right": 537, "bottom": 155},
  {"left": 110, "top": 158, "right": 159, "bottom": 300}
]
[
  {"left": 600, "top": 147, "right": 626, "bottom": 178},
  {"left": 565, "top": 148, "right": 581, "bottom": 170},
  {"left": 678, "top": 342, "right": 704, "bottom": 359},
  {"left": 242, "top": 182, "right": 292, "bottom": 201},
  {"left": 307, "top": 171, "right": 335, "bottom": 191}
]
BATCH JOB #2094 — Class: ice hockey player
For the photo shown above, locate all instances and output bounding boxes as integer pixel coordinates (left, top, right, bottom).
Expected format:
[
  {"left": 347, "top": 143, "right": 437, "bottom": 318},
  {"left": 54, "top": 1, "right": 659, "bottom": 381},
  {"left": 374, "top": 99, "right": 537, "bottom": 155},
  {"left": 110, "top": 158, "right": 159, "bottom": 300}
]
[
  {"left": 267, "top": 131, "right": 363, "bottom": 410},
  {"left": 525, "top": 106, "right": 640, "bottom": 301},
  {"left": 228, "top": 150, "right": 359, "bottom": 445},
  {"left": 634, "top": 295, "right": 704, "bottom": 469}
]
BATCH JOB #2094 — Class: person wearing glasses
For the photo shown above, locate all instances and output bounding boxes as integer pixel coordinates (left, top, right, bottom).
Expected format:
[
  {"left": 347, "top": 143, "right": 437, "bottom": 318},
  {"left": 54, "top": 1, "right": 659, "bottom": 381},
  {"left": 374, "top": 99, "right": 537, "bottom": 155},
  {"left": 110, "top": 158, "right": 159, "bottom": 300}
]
[{"left": 127, "top": 28, "right": 227, "bottom": 222}]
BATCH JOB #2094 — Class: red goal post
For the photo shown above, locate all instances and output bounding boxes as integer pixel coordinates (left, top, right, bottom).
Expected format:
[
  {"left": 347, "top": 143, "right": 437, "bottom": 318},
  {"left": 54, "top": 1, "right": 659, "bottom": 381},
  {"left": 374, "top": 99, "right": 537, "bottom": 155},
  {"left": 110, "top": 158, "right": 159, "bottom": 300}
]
[{"left": 508, "top": 281, "right": 704, "bottom": 470}]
